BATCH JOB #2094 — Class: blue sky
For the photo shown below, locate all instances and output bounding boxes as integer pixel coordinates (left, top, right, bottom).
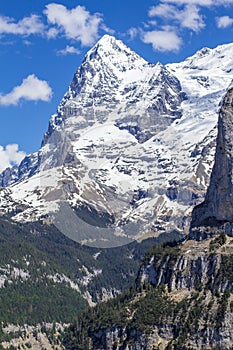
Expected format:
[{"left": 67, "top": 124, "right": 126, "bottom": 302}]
[{"left": 0, "top": 0, "right": 233, "bottom": 171}]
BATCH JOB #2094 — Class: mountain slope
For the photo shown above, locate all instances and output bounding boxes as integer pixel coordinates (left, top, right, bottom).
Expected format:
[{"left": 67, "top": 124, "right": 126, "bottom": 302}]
[
  {"left": 0, "top": 215, "right": 181, "bottom": 325},
  {"left": 1, "top": 36, "right": 233, "bottom": 247}
]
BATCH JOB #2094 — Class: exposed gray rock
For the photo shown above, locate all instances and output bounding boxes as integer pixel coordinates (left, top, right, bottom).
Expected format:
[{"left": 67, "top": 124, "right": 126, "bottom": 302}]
[
  {"left": 191, "top": 87, "right": 233, "bottom": 233},
  {"left": 0, "top": 153, "right": 39, "bottom": 187},
  {"left": 138, "top": 247, "right": 233, "bottom": 294}
]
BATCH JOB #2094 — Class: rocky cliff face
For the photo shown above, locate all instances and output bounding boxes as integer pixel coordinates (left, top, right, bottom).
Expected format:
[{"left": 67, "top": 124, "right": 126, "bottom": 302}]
[
  {"left": 191, "top": 88, "right": 233, "bottom": 230},
  {"left": 138, "top": 239, "right": 233, "bottom": 294},
  {"left": 62, "top": 234, "right": 233, "bottom": 350}
]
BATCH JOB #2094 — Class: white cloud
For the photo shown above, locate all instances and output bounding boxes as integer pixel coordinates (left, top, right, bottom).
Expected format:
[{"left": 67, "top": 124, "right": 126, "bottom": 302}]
[
  {"left": 23, "top": 39, "right": 32, "bottom": 46},
  {"left": 44, "top": 4, "right": 103, "bottom": 46},
  {"left": 0, "top": 14, "right": 45, "bottom": 36},
  {"left": 216, "top": 15, "right": 233, "bottom": 28},
  {"left": 149, "top": 4, "right": 177, "bottom": 18},
  {"left": 57, "top": 45, "right": 81, "bottom": 55},
  {"left": 0, "top": 74, "right": 53, "bottom": 106},
  {"left": 141, "top": 0, "right": 233, "bottom": 52},
  {"left": 100, "top": 23, "right": 115, "bottom": 35},
  {"left": 128, "top": 27, "right": 139, "bottom": 40},
  {"left": 181, "top": 5, "right": 205, "bottom": 31},
  {"left": 161, "top": 0, "right": 211, "bottom": 4},
  {"left": 142, "top": 29, "right": 182, "bottom": 51},
  {"left": 0, "top": 5, "right": 109, "bottom": 45},
  {"left": 46, "top": 27, "right": 60, "bottom": 39},
  {"left": 149, "top": 4, "right": 205, "bottom": 32},
  {"left": 0, "top": 144, "right": 26, "bottom": 172}
]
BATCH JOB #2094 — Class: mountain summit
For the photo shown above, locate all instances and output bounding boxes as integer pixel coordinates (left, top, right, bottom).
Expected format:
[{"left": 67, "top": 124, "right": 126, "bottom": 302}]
[
  {"left": 0, "top": 36, "right": 233, "bottom": 247},
  {"left": 84, "top": 34, "right": 145, "bottom": 65}
]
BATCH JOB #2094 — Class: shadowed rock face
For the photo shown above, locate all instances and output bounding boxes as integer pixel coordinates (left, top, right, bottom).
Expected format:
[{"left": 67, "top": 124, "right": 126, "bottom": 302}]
[{"left": 191, "top": 87, "right": 233, "bottom": 228}]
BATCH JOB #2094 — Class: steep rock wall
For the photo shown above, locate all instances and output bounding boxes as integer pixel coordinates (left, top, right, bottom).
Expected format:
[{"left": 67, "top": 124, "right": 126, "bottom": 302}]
[{"left": 191, "top": 88, "right": 233, "bottom": 229}]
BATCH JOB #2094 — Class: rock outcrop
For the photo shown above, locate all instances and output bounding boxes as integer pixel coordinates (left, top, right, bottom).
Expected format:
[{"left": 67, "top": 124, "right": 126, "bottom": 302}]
[
  {"left": 138, "top": 241, "right": 233, "bottom": 294},
  {"left": 62, "top": 235, "right": 233, "bottom": 350},
  {"left": 191, "top": 87, "right": 233, "bottom": 236}
]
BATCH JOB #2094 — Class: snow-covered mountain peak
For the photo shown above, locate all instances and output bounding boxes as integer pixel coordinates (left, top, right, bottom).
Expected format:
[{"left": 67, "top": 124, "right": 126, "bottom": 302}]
[
  {"left": 84, "top": 34, "right": 147, "bottom": 69},
  {"left": 170, "top": 42, "right": 233, "bottom": 73},
  {"left": 1, "top": 39, "right": 233, "bottom": 247},
  {"left": 46, "top": 35, "right": 184, "bottom": 146}
]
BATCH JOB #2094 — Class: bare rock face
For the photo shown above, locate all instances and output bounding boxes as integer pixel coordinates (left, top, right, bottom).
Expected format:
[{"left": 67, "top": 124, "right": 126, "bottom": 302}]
[{"left": 191, "top": 87, "right": 233, "bottom": 230}]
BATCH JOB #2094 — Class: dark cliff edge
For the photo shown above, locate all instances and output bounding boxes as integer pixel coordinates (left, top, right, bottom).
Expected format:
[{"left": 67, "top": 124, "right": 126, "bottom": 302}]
[{"left": 191, "top": 87, "right": 233, "bottom": 239}]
